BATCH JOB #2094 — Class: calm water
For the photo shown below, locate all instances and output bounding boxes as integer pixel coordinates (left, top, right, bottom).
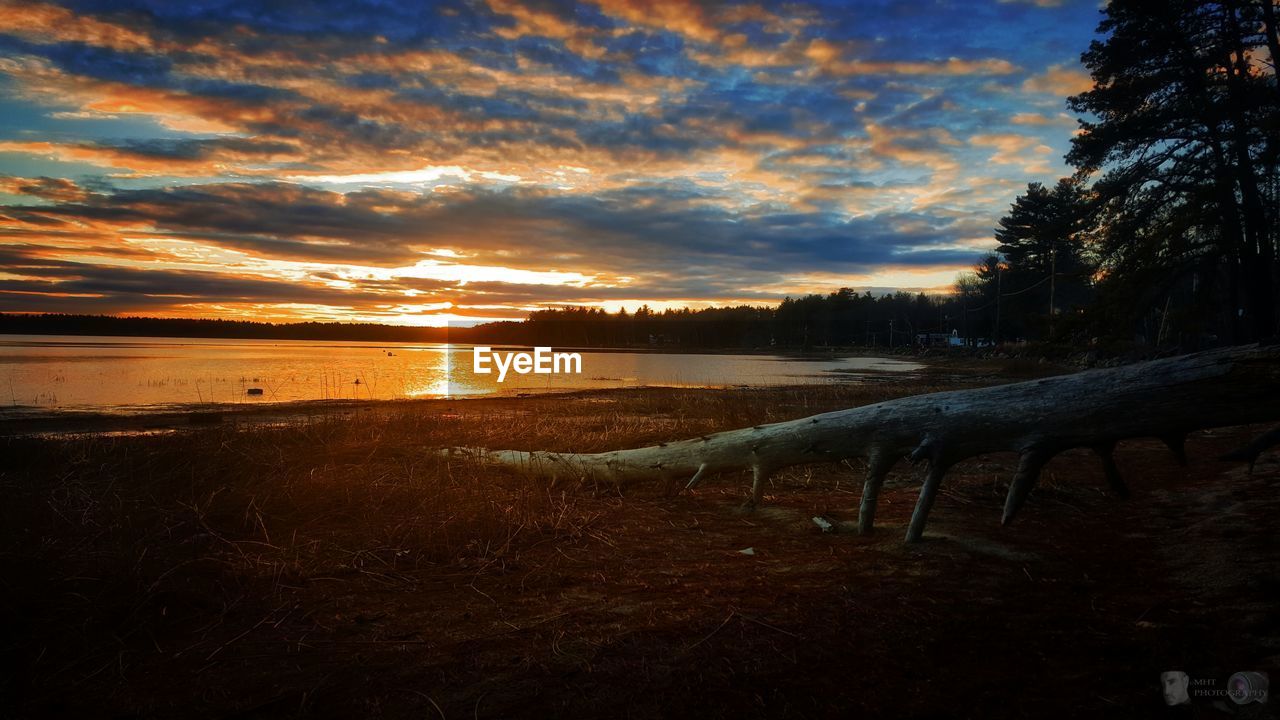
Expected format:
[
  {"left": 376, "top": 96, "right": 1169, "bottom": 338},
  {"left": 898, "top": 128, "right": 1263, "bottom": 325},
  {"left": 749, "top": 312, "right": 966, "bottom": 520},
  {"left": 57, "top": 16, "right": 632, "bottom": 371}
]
[{"left": 0, "top": 335, "right": 922, "bottom": 413}]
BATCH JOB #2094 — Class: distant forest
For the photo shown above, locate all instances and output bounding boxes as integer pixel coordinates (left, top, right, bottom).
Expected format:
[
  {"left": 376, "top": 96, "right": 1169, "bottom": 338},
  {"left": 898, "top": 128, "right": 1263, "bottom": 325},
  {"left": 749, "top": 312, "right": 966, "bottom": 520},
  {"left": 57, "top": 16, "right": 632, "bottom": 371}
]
[
  {"left": 469, "top": 293, "right": 965, "bottom": 350},
  {"left": 0, "top": 294, "right": 958, "bottom": 350},
  {"left": 3, "top": 1, "right": 1277, "bottom": 352},
  {"left": 0, "top": 314, "right": 450, "bottom": 344}
]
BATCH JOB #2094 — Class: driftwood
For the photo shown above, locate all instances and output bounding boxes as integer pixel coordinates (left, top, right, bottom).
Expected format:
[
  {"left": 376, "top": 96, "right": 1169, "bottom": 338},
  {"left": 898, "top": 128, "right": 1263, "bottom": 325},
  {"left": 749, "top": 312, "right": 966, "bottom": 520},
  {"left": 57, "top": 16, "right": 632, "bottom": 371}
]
[{"left": 447, "top": 344, "right": 1280, "bottom": 542}]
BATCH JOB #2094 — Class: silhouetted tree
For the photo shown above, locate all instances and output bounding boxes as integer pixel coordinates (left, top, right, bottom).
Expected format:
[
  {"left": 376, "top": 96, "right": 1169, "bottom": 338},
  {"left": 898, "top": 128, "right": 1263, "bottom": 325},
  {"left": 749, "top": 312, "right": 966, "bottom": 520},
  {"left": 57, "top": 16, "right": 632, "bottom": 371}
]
[
  {"left": 993, "top": 178, "right": 1094, "bottom": 340},
  {"left": 1068, "top": 0, "right": 1279, "bottom": 342}
]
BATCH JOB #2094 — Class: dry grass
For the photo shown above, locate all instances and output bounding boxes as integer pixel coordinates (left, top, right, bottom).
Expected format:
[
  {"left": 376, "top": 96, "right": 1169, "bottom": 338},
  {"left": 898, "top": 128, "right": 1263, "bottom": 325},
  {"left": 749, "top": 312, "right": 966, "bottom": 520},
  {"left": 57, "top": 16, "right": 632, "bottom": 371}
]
[
  {"left": 8, "top": 370, "right": 1271, "bottom": 718},
  {"left": 2, "top": 381, "right": 975, "bottom": 714},
  {"left": 2, "top": 381, "right": 954, "bottom": 577}
]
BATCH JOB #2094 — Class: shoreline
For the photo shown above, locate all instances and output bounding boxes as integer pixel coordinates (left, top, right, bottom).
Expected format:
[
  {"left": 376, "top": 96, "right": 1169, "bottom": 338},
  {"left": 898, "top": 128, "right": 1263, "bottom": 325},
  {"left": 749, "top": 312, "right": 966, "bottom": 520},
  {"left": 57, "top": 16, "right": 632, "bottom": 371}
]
[
  {"left": 0, "top": 329, "right": 936, "bottom": 358},
  {"left": 0, "top": 381, "right": 911, "bottom": 438},
  {"left": 2, "top": 351, "right": 998, "bottom": 435},
  {"left": 0, "top": 354, "right": 1062, "bottom": 438}
]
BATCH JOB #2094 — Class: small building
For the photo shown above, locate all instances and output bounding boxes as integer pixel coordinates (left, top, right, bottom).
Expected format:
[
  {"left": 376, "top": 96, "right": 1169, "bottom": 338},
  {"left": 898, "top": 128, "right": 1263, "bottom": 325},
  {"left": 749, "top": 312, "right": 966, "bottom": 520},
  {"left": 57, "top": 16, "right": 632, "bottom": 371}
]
[{"left": 916, "top": 333, "right": 951, "bottom": 348}]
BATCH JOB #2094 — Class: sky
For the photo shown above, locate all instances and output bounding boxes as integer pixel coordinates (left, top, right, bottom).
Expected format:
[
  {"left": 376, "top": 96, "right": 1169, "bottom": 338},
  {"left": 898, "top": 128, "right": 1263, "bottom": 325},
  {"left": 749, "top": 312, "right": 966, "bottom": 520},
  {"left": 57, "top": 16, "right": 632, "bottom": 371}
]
[{"left": 0, "top": 0, "right": 1102, "bottom": 326}]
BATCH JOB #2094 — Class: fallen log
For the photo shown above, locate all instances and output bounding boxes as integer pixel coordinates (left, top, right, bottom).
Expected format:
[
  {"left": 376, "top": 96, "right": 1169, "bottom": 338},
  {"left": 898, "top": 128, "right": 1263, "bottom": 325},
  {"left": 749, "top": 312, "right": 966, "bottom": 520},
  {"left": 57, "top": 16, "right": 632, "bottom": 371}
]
[
  {"left": 1220, "top": 424, "right": 1280, "bottom": 473},
  {"left": 445, "top": 344, "right": 1280, "bottom": 542}
]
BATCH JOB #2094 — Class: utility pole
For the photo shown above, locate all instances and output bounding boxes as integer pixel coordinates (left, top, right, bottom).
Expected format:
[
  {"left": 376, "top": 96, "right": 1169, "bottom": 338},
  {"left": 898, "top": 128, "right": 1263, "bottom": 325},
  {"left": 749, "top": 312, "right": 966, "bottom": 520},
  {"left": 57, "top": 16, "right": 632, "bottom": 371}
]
[
  {"left": 888, "top": 319, "right": 895, "bottom": 348},
  {"left": 994, "top": 260, "right": 1002, "bottom": 345},
  {"left": 1048, "top": 242, "right": 1056, "bottom": 340}
]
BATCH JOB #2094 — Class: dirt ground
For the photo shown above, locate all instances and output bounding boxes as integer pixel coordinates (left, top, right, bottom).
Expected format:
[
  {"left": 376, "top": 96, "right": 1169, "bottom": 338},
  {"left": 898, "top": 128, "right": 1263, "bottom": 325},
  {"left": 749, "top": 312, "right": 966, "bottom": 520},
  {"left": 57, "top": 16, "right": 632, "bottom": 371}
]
[{"left": 1, "top": 369, "right": 1277, "bottom": 719}]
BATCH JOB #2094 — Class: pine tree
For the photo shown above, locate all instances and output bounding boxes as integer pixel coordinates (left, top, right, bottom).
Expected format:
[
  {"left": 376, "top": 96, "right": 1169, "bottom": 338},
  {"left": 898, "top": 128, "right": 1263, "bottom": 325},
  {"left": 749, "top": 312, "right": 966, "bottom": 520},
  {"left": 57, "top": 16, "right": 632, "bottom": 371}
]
[
  {"left": 1068, "top": 0, "right": 1279, "bottom": 340},
  {"left": 992, "top": 179, "right": 1092, "bottom": 339}
]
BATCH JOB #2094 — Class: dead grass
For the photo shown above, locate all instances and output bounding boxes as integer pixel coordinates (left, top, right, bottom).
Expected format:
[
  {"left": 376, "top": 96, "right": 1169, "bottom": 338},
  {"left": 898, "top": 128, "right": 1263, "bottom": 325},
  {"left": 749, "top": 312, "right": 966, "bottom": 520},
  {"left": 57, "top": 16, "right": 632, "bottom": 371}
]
[
  {"left": 2, "top": 375, "right": 1274, "bottom": 718},
  {"left": 1, "top": 383, "right": 969, "bottom": 713}
]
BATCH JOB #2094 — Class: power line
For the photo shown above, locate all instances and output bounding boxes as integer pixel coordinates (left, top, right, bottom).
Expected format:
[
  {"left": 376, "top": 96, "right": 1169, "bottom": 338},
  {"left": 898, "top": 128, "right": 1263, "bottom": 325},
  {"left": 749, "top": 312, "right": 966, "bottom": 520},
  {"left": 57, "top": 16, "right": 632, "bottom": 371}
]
[
  {"left": 1000, "top": 274, "right": 1053, "bottom": 298},
  {"left": 962, "top": 273, "right": 1054, "bottom": 314}
]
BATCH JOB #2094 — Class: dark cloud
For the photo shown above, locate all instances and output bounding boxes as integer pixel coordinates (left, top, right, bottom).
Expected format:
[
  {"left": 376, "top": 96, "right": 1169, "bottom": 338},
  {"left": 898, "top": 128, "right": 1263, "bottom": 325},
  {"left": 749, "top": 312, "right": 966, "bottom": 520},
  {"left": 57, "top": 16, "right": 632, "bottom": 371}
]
[
  {"left": 0, "top": 246, "right": 448, "bottom": 310},
  {"left": 8, "top": 183, "right": 422, "bottom": 264},
  {"left": 0, "top": 35, "right": 169, "bottom": 83},
  {"left": 0, "top": 176, "right": 89, "bottom": 202},
  {"left": 98, "top": 137, "right": 298, "bottom": 160},
  {"left": 5, "top": 181, "right": 989, "bottom": 281},
  {"left": 59, "top": 0, "right": 481, "bottom": 44}
]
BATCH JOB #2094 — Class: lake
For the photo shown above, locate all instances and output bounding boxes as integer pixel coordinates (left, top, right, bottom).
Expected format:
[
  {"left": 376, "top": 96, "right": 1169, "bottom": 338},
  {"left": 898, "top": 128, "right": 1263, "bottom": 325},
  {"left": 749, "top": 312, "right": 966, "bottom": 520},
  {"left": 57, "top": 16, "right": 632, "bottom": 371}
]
[{"left": 0, "top": 335, "right": 923, "bottom": 413}]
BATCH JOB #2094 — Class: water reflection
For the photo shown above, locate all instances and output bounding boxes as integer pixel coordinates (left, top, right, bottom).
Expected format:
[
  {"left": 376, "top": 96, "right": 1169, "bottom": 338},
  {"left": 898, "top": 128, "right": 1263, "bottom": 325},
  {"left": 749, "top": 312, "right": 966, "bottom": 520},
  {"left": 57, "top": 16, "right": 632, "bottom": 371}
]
[{"left": 0, "top": 335, "right": 922, "bottom": 412}]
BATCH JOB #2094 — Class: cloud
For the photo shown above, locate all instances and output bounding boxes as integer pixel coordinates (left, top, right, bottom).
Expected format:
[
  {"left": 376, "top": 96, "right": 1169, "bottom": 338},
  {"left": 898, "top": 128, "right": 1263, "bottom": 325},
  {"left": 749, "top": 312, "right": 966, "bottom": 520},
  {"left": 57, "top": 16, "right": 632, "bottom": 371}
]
[
  {"left": 0, "top": 138, "right": 302, "bottom": 176},
  {"left": 1010, "top": 111, "right": 1062, "bottom": 125},
  {"left": 820, "top": 56, "right": 1019, "bottom": 78},
  {"left": 485, "top": 0, "right": 609, "bottom": 60},
  {"left": 288, "top": 166, "right": 514, "bottom": 186},
  {"left": 1022, "top": 63, "right": 1093, "bottom": 96},
  {"left": 860, "top": 123, "right": 963, "bottom": 176},
  {"left": 0, "top": 0, "right": 1092, "bottom": 321},
  {"left": 970, "top": 132, "right": 1055, "bottom": 174},
  {"left": 0, "top": 1, "right": 157, "bottom": 53},
  {"left": 3, "top": 179, "right": 993, "bottom": 277},
  {"left": 0, "top": 176, "right": 89, "bottom": 202},
  {"left": 998, "top": 0, "right": 1067, "bottom": 7},
  {"left": 0, "top": 174, "right": 1017, "bottom": 319},
  {"left": 590, "top": 0, "right": 730, "bottom": 44}
]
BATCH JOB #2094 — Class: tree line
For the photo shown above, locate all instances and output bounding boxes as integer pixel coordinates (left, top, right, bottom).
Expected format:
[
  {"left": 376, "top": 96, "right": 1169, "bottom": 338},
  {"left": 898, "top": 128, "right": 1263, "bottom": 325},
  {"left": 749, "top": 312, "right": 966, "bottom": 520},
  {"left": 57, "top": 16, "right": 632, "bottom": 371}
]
[
  {"left": 959, "top": 0, "right": 1279, "bottom": 349},
  {"left": 465, "top": 294, "right": 963, "bottom": 350},
  {"left": 0, "top": 314, "right": 449, "bottom": 343},
  {"left": 0, "top": 297, "right": 962, "bottom": 350}
]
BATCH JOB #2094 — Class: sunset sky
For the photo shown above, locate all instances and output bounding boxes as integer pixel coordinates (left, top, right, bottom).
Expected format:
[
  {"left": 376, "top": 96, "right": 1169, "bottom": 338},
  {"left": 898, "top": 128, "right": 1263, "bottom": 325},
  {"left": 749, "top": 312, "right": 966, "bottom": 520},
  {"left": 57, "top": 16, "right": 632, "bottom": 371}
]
[{"left": 0, "top": 0, "right": 1100, "bottom": 326}]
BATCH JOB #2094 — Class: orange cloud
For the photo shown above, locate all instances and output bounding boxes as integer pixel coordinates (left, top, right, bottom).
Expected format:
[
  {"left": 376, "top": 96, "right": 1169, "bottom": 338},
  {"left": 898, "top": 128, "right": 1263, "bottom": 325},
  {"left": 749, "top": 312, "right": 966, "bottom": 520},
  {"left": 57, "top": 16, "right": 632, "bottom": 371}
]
[
  {"left": 1022, "top": 64, "right": 1093, "bottom": 96},
  {"left": 823, "top": 56, "right": 1019, "bottom": 77},
  {"left": 970, "top": 132, "right": 1055, "bottom": 174},
  {"left": 486, "top": 0, "right": 608, "bottom": 59},
  {"left": 592, "top": 0, "right": 822, "bottom": 72},
  {"left": 0, "top": 0, "right": 156, "bottom": 52},
  {"left": 593, "top": 0, "right": 720, "bottom": 43},
  {"left": 0, "top": 55, "right": 272, "bottom": 133},
  {"left": 1010, "top": 112, "right": 1050, "bottom": 125},
  {"left": 694, "top": 34, "right": 1019, "bottom": 77},
  {"left": 863, "top": 123, "right": 962, "bottom": 174},
  {"left": 0, "top": 139, "right": 301, "bottom": 177}
]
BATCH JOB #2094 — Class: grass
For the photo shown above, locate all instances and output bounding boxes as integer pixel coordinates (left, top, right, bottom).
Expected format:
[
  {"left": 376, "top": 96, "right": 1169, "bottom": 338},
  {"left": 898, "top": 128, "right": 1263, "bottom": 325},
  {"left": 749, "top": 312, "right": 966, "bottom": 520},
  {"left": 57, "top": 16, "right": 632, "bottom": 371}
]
[
  {"left": 2, "top": 370, "right": 1274, "bottom": 718},
  {"left": 1, "top": 382, "right": 954, "bottom": 711},
  {"left": 3, "top": 382, "right": 949, "bottom": 574}
]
